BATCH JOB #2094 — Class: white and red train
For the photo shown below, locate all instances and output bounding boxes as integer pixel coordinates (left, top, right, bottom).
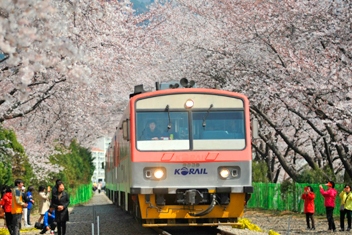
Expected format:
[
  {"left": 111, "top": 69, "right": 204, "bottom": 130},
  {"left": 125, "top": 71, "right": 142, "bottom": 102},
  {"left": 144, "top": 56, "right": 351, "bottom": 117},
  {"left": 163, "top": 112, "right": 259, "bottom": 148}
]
[{"left": 105, "top": 79, "right": 254, "bottom": 227}]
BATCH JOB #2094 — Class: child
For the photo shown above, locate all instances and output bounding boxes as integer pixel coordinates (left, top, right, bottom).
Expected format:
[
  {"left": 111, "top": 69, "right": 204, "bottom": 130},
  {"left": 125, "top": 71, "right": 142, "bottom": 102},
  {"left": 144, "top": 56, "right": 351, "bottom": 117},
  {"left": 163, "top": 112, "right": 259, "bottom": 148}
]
[
  {"left": 302, "top": 186, "right": 315, "bottom": 230},
  {"left": 320, "top": 181, "right": 337, "bottom": 232},
  {"left": 39, "top": 206, "right": 56, "bottom": 234}
]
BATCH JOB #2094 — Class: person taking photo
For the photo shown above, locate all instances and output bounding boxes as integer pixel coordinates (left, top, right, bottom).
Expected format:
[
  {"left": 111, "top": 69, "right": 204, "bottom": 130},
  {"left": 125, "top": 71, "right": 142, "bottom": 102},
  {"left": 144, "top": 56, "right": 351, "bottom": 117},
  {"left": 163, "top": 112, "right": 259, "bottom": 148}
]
[{"left": 320, "top": 181, "right": 337, "bottom": 232}]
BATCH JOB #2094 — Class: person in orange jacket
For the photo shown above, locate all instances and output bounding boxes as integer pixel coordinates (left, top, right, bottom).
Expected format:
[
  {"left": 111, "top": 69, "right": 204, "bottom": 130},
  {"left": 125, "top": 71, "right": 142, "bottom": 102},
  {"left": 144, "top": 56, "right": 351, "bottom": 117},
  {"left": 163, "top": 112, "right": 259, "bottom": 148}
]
[
  {"left": 302, "top": 186, "right": 315, "bottom": 230},
  {"left": 11, "top": 179, "right": 28, "bottom": 235}
]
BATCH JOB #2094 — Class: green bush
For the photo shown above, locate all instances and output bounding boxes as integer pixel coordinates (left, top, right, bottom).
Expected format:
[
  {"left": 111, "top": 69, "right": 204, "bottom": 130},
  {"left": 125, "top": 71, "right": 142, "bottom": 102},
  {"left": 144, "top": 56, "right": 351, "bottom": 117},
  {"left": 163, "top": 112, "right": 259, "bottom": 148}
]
[
  {"left": 0, "top": 161, "right": 13, "bottom": 186},
  {"left": 252, "top": 160, "right": 269, "bottom": 183},
  {"left": 1, "top": 125, "right": 94, "bottom": 207},
  {"left": 297, "top": 166, "right": 334, "bottom": 184},
  {"left": 50, "top": 140, "right": 95, "bottom": 191},
  {"left": 0, "top": 125, "right": 27, "bottom": 186}
]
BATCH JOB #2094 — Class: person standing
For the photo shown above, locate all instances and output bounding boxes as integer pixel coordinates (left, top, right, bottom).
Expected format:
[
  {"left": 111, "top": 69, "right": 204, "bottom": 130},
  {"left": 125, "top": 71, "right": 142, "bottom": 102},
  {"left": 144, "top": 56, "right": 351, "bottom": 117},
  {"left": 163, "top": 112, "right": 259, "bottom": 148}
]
[
  {"left": 0, "top": 186, "right": 5, "bottom": 228},
  {"left": 320, "top": 181, "right": 337, "bottom": 232},
  {"left": 339, "top": 185, "right": 352, "bottom": 231},
  {"left": 302, "top": 186, "right": 315, "bottom": 230},
  {"left": 97, "top": 182, "right": 102, "bottom": 194},
  {"left": 38, "top": 185, "right": 51, "bottom": 223},
  {"left": 11, "top": 179, "right": 28, "bottom": 235},
  {"left": 52, "top": 182, "right": 70, "bottom": 235},
  {"left": 26, "top": 186, "right": 34, "bottom": 226},
  {"left": 1, "top": 186, "right": 13, "bottom": 234},
  {"left": 21, "top": 186, "right": 29, "bottom": 228}
]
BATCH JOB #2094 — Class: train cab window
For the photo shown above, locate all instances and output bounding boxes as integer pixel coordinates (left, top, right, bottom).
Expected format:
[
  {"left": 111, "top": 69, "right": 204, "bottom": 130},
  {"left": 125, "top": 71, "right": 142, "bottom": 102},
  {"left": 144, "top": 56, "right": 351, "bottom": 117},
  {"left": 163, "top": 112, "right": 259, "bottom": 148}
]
[
  {"left": 136, "top": 112, "right": 189, "bottom": 151},
  {"left": 192, "top": 111, "right": 245, "bottom": 150}
]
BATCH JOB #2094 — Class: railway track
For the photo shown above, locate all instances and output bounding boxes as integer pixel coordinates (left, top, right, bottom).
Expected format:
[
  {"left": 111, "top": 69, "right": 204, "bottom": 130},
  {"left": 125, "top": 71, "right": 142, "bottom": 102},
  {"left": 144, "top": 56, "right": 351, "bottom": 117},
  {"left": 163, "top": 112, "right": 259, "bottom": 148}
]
[
  {"left": 151, "top": 227, "right": 172, "bottom": 235},
  {"left": 216, "top": 228, "right": 237, "bottom": 235},
  {"left": 150, "top": 226, "right": 237, "bottom": 235}
]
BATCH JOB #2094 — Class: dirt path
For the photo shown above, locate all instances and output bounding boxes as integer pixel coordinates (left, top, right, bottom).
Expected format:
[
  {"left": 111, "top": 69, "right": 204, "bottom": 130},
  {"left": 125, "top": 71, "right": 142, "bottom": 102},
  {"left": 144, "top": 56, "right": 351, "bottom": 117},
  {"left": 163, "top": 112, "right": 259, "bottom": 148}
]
[{"left": 232, "top": 209, "right": 346, "bottom": 234}]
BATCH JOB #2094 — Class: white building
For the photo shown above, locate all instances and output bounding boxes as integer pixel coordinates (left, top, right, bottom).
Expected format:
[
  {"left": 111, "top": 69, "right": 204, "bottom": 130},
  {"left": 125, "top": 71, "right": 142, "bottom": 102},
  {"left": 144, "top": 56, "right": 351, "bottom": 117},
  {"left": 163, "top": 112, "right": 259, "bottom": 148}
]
[
  {"left": 91, "top": 136, "right": 111, "bottom": 184},
  {"left": 95, "top": 136, "right": 111, "bottom": 152}
]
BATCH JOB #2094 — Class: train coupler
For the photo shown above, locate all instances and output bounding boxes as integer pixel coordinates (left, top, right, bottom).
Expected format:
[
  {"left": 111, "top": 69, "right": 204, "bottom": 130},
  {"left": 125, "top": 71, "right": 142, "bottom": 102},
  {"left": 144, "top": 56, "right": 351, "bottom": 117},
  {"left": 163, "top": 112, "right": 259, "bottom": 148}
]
[{"left": 188, "top": 194, "right": 217, "bottom": 217}]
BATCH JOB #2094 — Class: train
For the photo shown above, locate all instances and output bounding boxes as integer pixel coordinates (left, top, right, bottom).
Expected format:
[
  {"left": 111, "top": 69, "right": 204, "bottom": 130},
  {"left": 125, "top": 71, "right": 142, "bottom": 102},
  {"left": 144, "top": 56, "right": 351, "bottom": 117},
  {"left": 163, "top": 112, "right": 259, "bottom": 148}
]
[{"left": 105, "top": 79, "right": 256, "bottom": 227}]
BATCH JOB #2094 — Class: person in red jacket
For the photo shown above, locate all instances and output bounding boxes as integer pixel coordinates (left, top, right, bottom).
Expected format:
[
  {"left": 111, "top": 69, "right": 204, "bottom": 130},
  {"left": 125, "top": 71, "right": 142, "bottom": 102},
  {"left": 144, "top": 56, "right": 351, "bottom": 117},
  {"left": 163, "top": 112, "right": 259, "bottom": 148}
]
[
  {"left": 320, "top": 181, "right": 337, "bottom": 232},
  {"left": 302, "top": 186, "right": 315, "bottom": 230},
  {"left": 1, "top": 186, "right": 13, "bottom": 234}
]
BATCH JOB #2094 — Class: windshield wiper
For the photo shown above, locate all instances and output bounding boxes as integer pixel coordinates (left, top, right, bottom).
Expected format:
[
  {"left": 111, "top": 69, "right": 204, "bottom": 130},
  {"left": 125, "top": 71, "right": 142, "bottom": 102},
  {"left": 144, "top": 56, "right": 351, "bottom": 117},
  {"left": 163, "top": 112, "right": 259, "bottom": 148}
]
[
  {"left": 165, "top": 105, "right": 171, "bottom": 129},
  {"left": 202, "top": 104, "right": 213, "bottom": 127}
]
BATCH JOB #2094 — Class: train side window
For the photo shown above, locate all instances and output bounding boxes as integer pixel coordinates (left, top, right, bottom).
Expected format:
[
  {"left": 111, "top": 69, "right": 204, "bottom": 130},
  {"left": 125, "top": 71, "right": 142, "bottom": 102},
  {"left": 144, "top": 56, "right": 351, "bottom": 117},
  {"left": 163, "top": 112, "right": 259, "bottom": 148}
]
[{"left": 123, "top": 119, "right": 130, "bottom": 141}]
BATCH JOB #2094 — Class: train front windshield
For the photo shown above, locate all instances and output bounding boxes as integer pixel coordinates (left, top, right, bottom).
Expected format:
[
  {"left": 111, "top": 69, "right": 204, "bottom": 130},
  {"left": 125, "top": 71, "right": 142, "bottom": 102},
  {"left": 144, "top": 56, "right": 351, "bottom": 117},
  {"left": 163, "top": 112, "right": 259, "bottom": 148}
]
[
  {"left": 192, "top": 111, "right": 245, "bottom": 150},
  {"left": 136, "top": 112, "right": 190, "bottom": 151},
  {"left": 136, "top": 111, "right": 245, "bottom": 151}
]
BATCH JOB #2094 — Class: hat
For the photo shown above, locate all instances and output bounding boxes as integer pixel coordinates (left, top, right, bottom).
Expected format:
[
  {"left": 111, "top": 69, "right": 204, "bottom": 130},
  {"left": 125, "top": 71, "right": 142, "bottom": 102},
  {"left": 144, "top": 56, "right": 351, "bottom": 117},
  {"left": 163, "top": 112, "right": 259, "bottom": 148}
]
[{"left": 325, "top": 182, "right": 333, "bottom": 187}]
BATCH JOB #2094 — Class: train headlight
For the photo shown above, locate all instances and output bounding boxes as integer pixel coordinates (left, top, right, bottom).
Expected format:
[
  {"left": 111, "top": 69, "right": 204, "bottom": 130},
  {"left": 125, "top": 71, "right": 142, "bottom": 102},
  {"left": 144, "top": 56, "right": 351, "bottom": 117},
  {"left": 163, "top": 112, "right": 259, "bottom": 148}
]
[
  {"left": 218, "top": 166, "right": 240, "bottom": 180},
  {"left": 144, "top": 167, "right": 166, "bottom": 180},
  {"left": 154, "top": 169, "right": 164, "bottom": 179},
  {"left": 185, "top": 99, "right": 194, "bottom": 108},
  {"left": 220, "top": 169, "right": 230, "bottom": 179}
]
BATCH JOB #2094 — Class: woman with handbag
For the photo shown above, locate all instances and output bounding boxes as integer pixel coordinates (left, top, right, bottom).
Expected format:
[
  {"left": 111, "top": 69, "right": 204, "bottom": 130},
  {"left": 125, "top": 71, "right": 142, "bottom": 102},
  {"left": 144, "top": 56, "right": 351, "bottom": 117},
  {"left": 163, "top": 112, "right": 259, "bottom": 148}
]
[{"left": 340, "top": 185, "right": 352, "bottom": 231}]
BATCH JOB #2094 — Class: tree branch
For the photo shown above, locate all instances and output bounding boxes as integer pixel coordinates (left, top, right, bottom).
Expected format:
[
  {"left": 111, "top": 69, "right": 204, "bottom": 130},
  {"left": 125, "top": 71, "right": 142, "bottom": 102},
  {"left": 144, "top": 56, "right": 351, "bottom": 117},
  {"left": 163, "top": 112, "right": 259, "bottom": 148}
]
[{"left": 251, "top": 105, "right": 318, "bottom": 170}]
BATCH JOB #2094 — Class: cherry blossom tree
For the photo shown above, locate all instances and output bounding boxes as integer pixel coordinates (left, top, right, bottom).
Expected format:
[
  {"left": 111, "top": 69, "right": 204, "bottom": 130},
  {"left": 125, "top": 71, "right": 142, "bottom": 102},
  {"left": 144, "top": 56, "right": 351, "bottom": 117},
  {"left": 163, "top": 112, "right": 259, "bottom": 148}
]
[
  {"left": 0, "top": 0, "right": 151, "bottom": 180},
  {"left": 1, "top": 0, "right": 351, "bottom": 183},
  {"left": 131, "top": 0, "right": 352, "bottom": 182}
]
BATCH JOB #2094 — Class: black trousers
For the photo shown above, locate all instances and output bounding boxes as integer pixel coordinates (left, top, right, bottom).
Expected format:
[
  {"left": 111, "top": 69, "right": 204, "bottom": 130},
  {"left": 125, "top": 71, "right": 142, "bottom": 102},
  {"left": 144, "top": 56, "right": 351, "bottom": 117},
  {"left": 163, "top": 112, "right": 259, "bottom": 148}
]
[
  {"left": 11, "top": 213, "right": 22, "bottom": 235},
  {"left": 57, "top": 221, "right": 67, "bottom": 235},
  {"left": 326, "top": 207, "right": 336, "bottom": 230},
  {"left": 5, "top": 212, "right": 13, "bottom": 235},
  {"left": 27, "top": 208, "right": 31, "bottom": 225},
  {"left": 340, "top": 209, "right": 352, "bottom": 230},
  {"left": 305, "top": 213, "right": 315, "bottom": 228}
]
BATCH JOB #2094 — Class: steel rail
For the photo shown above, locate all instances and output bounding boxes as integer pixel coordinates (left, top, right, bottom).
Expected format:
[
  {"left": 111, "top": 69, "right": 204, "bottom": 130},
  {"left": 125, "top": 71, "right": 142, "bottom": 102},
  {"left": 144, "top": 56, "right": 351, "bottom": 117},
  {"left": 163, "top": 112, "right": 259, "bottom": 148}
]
[
  {"left": 151, "top": 227, "right": 172, "bottom": 235},
  {"left": 216, "top": 228, "right": 237, "bottom": 235},
  {"left": 150, "top": 226, "right": 239, "bottom": 235}
]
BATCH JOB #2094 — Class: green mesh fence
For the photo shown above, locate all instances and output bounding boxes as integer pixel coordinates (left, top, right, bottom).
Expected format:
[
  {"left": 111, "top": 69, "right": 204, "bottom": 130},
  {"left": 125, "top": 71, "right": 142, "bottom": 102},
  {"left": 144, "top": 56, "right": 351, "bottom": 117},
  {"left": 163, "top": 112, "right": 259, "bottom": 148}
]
[
  {"left": 247, "top": 183, "right": 345, "bottom": 216},
  {"left": 70, "top": 184, "right": 93, "bottom": 206}
]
